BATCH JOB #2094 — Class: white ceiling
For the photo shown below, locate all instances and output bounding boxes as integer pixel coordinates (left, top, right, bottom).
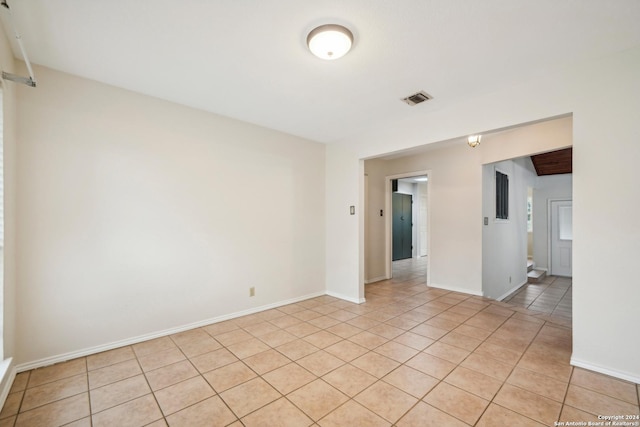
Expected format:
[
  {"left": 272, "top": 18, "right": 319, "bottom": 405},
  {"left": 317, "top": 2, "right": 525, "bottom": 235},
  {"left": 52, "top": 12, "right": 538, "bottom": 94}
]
[{"left": 2, "top": 1, "right": 640, "bottom": 145}]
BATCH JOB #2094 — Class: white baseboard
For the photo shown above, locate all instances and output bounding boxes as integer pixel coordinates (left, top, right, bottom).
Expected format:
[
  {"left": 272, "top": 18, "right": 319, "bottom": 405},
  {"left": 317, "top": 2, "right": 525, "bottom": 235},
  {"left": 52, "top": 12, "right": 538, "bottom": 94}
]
[
  {"left": 16, "top": 291, "right": 326, "bottom": 373},
  {"left": 570, "top": 357, "right": 640, "bottom": 384},
  {"left": 0, "top": 358, "right": 16, "bottom": 411},
  {"left": 365, "top": 276, "right": 387, "bottom": 284},
  {"left": 496, "top": 279, "right": 529, "bottom": 301},
  {"left": 326, "top": 291, "right": 365, "bottom": 304},
  {"left": 429, "top": 283, "right": 483, "bottom": 296}
]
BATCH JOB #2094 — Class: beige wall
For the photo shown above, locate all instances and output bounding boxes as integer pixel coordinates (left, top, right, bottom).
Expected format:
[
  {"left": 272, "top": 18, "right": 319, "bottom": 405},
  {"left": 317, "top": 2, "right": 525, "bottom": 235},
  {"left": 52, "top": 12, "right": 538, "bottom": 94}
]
[
  {"left": 15, "top": 66, "right": 326, "bottom": 366},
  {"left": 479, "top": 116, "right": 572, "bottom": 164},
  {"left": 325, "top": 145, "right": 364, "bottom": 302},
  {"left": 0, "top": 12, "right": 18, "bottom": 380},
  {"left": 365, "top": 117, "right": 571, "bottom": 294},
  {"left": 365, "top": 143, "right": 483, "bottom": 294},
  {"left": 2, "top": 36, "right": 638, "bottom": 387},
  {"left": 333, "top": 49, "right": 640, "bottom": 381},
  {"left": 364, "top": 158, "right": 386, "bottom": 283}
]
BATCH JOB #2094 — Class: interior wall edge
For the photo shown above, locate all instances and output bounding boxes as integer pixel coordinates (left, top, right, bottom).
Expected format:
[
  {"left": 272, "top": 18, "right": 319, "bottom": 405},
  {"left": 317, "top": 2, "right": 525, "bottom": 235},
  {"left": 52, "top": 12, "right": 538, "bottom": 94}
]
[
  {"left": 494, "top": 279, "right": 529, "bottom": 302},
  {"left": 570, "top": 357, "right": 640, "bottom": 384},
  {"left": 0, "top": 358, "right": 15, "bottom": 412},
  {"left": 325, "top": 290, "right": 365, "bottom": 305},
  {"left": 428, "top": 283, "right": 483, "bottom": 297}
]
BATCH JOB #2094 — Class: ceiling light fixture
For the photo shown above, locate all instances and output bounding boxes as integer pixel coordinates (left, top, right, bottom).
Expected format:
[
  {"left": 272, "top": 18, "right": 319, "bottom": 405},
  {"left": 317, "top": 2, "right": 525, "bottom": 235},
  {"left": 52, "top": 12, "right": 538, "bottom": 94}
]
[
  {"left": 467, "top": 135, "right": 482, "bottom": 148},
  {"left": 307, "top": 24, "right": 353, "bottom": 60}
]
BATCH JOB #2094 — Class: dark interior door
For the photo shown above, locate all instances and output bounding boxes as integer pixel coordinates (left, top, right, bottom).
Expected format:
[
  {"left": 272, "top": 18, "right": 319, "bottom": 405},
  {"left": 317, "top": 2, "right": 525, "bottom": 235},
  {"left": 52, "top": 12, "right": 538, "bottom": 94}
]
[{"left": 392, "top": 193, "right": 413, "bottom": 261}]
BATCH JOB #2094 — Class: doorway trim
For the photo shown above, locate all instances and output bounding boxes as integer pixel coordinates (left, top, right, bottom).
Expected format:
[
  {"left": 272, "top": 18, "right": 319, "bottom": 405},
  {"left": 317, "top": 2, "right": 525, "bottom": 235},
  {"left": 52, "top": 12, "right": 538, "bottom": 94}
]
[{"left": 384, "top": 170, "right": 431, "bottom": 283}]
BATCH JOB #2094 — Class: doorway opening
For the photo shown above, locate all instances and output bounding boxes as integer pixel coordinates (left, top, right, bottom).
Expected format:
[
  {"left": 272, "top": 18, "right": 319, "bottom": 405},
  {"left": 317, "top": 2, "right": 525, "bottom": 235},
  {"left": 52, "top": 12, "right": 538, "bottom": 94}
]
[
  {"left": 385, "top": 171, "right": 430, "bottom": 283},
  {"left": 482, "top": 148, "right": 573, "bottom": 319}
]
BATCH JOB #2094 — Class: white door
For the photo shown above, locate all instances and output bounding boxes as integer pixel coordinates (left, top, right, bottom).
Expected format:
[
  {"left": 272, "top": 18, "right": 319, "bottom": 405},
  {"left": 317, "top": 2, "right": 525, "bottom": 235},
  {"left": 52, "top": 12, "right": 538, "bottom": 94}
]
[{"left": 550, "top": 200, "right": 572, "bottom": 277}]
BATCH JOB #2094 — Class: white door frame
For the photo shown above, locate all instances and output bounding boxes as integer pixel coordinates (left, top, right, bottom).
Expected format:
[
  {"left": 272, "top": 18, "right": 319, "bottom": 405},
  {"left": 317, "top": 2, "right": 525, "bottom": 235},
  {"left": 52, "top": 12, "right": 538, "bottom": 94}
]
[
  {"left": 547, "top": 198, "right": 573, "bottom": 276},
  {"left": 384, "top": 170, "right": 431, "bottom": 283}
]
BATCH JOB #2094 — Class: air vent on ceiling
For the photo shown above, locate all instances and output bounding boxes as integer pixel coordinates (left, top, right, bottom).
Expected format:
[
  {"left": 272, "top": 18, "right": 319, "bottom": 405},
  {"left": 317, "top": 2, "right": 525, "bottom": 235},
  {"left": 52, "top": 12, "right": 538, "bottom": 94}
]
[{"left": 402, "top": 91, "right": 432, "bottom": 106}]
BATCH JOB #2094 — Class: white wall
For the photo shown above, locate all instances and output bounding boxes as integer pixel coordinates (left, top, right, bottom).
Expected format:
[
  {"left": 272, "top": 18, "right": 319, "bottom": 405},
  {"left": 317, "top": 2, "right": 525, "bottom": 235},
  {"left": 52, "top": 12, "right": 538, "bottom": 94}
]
[
  {"left": 15, "top": 66, "right": 326, "bottom": 366},
  {"left": 364, "top": 160, "right": 387, "bottom": 283},
  {"left": 366, "top": 143, "right": 484, "bottom": 295},
  {"left": 482, "top": 158, "right": 537, "bottom": 300},
  {"left": 364, "top": 118, "right": 572, "bottom": 288},
  {"left": 7, "top": 42, "right": 638, "bottom": 383},
  {"left": 570, "top": 49, "right": 640, "bottom": 382},
  {"left": 333, "top": 49, "right": 640, "bottom": 381},
  {"left": 325, "top": 145, "right": 363, "bottom": 302},
  {"left": 0, "top": 15, "right": 18, "bottom": 395},
  {"left": 396, "top": 181, "right": 413, "bottom": 195},
  {"left": 532, "top": 174, "right": 573, "bottom": 271}
]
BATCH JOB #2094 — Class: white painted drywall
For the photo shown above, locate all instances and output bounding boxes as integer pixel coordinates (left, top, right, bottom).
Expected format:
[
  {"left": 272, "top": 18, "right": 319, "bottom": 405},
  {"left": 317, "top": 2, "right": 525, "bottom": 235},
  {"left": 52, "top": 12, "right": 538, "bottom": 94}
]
[
  {"left": 341, "top": 49, "right": 640, "bottom": 381},
  {"left": 363, "top": 118, "right": 572, "bottom": 287},
  {"left": 363, "top": 159, "right": 387, "bottom": 283},
  {"left": 365, "top": 143, "right": 484, "bottom": 295},
  {"left": 396, "top": 181, "right": 413, "bottom": 195},
  {"left": 15, "top": 66, "right": 326, "bottom": 365},
  {"left": 6, "top": 42, "right": 639, "bottom": 384},
  {"left": 0, "top": 25, "right": 18, "bottom": 365},
  {"left": 569, "top": 49, "right": 640, "bottom": 382},
  {"left": 532, "top": 174, "right": 572, "bottom": 271},
  {"left": 325, "top": 145, "right": 363, "bottom": 302},
  {"left": 482, "top": 158, "right": 537, "bottom": 300}
]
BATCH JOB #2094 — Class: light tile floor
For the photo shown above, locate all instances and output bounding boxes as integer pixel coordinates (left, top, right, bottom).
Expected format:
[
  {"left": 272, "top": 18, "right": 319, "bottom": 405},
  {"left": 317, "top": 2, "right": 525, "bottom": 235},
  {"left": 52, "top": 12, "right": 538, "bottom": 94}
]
[
  {"left": 1, "top": 258, "right": 638, "bottom": 426},
  {"left": 503, "top": 275, "right": 573, "bottom": 319}
]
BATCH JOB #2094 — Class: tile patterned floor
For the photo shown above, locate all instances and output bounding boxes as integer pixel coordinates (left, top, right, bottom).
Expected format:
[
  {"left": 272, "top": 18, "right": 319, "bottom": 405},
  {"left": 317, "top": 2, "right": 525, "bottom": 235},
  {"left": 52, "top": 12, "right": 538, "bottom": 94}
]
[
  {"left": 503, "top": 275, "right": 573, "bottom": 319},
  {"left": 1, "top": 259, "right": 638, "bottom": 426}
]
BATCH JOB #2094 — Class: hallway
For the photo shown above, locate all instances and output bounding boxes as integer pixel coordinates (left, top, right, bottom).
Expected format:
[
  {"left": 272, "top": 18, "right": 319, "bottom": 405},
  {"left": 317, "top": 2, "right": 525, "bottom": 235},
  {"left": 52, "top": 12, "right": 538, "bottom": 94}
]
[
  {"left": 390, "top": 257, "right": 428, "bottom": 284},
  {"left": 503, "top": 276, "right": 572, "bottom": 319}
]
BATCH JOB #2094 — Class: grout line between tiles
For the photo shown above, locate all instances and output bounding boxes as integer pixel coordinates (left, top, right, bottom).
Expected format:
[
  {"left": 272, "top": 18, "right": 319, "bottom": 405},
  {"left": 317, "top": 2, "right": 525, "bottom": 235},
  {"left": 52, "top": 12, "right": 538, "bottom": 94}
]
[
  {"left": 6, "top": 262, "right": 637, "bottom": 426},
  {"left": 83, "top": 357, "right": 93, "bottom": 427},
  {"left": 454, "top": 303, "right": 520, "bottom": 426},
  {"left": 134, "top": 354, "right": 168, "bottom": 427}
]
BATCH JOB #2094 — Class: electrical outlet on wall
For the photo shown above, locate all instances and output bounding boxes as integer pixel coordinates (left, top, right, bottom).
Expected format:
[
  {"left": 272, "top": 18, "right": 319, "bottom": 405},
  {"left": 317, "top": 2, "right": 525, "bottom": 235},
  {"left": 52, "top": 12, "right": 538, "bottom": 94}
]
[{"left": 249, "top": 287, "right": 255, "bottom": 297}]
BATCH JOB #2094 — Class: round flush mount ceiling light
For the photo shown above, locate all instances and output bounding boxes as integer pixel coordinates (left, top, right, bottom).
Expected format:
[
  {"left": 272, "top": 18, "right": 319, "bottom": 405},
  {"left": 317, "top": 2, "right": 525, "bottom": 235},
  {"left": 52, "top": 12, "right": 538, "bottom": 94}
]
[{"left": 307, "top": 24, "right": 353, "bottom": 60}]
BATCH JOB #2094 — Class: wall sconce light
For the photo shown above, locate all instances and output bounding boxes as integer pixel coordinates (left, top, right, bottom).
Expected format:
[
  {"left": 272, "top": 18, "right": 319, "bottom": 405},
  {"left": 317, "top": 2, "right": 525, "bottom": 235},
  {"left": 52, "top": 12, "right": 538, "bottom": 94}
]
[
  {"left": 468, "top": 135, "right": 482, "bottom": 148},
  {"left": 307, "top": 24, "right": 353, "bottom": 60}
]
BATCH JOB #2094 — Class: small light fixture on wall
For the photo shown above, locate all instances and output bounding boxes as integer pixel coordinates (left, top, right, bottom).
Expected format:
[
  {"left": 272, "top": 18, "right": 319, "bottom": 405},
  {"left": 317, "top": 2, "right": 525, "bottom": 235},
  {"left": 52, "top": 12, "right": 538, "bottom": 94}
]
[
  {"left": 467, "top": 135, "right": 482, "bottom": 148},
  {"left": 307, "top": 24, "right": 353, "bottom": 60}
]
